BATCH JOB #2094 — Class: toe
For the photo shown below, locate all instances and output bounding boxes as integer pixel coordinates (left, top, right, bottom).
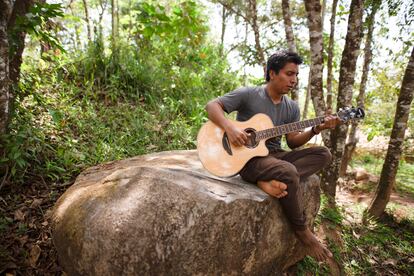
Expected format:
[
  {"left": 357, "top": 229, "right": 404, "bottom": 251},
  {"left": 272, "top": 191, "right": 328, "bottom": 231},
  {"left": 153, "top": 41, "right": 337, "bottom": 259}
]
[
  {"left": 277, "top": 191, "right": 288, "bottom": 198},
  {"left": 271, "top": 180, "right": 287, "bottom": 191}
]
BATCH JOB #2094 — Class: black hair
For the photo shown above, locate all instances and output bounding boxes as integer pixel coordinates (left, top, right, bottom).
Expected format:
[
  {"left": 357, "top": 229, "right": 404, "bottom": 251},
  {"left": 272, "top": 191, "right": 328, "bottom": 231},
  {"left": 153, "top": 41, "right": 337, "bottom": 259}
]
[{"left": 265, "top": 50, "right": 303, "bottom": 82}]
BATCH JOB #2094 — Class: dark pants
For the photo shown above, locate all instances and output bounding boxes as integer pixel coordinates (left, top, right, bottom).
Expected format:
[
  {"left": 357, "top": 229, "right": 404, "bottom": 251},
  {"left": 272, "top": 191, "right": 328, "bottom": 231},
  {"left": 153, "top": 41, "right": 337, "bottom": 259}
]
[{"left": 239, "top": 146, "right": 332, "bottom": 231}]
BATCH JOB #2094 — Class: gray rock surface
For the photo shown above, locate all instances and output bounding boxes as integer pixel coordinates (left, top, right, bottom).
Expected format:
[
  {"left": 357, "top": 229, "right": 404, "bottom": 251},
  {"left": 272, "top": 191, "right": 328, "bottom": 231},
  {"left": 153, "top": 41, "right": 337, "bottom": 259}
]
[{"left": 52, "top": 150, "right": 321, "bottom": 275}]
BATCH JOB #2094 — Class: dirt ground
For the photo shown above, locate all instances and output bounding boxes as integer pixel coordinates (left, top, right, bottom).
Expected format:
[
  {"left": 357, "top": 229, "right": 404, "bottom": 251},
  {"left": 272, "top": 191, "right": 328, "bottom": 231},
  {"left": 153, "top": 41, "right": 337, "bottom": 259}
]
[{"left": 0, "top": 172, "right": 413, "bottom": 275}]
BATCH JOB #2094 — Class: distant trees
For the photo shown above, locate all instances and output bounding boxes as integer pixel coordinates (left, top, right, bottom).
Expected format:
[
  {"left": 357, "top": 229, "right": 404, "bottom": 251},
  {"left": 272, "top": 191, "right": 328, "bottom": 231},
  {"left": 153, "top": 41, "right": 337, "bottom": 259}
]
[
  {"left": 304, "top": 0, "right": 325, "bottom": 119},
  {"left": 281, "top": 0, "right": 299, "bottom": 100},
  {"left": 367, "top": 47, "right": 414, "bottom": 218},
  {"left": 326, "top": 0, "right": 339, "bottom": 111},
  {"left": 321, "top": 0, "right": 365, "bottom": 201},
  {"left": 340, "top": 0, "right": 381, "bottom": 176},
  {"left": 216, "top": 0, "right": 266, "bottom": 68}
]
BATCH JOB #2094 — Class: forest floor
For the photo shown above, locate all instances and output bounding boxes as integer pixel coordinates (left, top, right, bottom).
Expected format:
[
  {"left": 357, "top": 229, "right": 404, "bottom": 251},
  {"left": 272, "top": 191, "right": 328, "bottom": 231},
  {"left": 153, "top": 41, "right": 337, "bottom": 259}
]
[{"left": 0, "top": 169, "right": 413, "bottom": 275}]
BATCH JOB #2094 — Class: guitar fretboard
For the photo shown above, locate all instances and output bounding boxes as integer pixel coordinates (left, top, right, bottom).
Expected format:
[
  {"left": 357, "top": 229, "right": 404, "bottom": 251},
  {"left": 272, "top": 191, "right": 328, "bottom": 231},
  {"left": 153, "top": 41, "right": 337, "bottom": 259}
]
[{"left": 255, "top": 116, "right": 325, "bottom": 141}]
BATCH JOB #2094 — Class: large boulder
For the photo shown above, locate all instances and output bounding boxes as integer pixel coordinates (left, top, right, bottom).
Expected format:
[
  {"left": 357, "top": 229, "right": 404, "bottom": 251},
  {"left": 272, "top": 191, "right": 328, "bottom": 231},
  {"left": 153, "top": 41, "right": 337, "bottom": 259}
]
[{"left": 52, "top": 150, "right": 321, "bottom": 275}]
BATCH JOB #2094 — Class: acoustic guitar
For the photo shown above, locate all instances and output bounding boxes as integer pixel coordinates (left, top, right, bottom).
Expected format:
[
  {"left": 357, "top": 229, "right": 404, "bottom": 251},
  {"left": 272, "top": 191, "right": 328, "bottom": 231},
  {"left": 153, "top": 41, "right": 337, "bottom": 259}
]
[{"left": 197, "top": 107, "right": 365, "bottom": 177}]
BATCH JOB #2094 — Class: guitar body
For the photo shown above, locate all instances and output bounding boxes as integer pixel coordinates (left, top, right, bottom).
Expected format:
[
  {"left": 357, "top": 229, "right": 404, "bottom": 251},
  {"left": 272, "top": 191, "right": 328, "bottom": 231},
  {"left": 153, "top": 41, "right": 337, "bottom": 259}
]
[{"left": 197, "top": 113, "right": 273, "bottom": 177}]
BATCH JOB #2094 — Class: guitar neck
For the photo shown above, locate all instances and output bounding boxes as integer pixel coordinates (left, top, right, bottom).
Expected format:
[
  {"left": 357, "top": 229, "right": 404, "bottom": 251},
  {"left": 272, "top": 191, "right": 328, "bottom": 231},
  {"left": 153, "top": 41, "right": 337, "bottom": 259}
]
[{"left": 255, "top": 116, "right": 325, "bottom": 141}]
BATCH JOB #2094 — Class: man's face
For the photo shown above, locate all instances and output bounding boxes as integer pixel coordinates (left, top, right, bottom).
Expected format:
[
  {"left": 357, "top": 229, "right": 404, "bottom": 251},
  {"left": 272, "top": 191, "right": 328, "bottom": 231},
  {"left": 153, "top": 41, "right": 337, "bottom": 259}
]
[{"left": 269, "top": 62, "right": 299, "bottom": 94}]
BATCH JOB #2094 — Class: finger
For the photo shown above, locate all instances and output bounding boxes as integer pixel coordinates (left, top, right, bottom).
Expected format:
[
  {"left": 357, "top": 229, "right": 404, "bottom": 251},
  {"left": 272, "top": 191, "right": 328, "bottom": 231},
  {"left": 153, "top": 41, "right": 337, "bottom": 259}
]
[
  {"left": 238, "top": 137, "right": 245, "bottom": 145},
  {"left": 240, "top": 132, "right": 248, "bottom": 142}
]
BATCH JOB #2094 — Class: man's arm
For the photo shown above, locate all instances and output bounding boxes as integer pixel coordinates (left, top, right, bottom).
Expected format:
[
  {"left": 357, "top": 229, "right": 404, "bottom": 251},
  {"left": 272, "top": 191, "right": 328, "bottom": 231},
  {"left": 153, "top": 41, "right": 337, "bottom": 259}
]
[
  {"left": 205, "top": 100, "right": 248, "bottom": 147},
  {"left": 286, "top": 115, "right": 339, "bottom": 148}
]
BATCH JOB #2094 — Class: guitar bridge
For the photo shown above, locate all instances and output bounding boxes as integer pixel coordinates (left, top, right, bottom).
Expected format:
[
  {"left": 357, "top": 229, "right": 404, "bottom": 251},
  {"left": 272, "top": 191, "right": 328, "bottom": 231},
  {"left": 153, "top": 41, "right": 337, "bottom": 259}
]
[{"left": 222, "top": 133, "right": 232, "bottom": 156}]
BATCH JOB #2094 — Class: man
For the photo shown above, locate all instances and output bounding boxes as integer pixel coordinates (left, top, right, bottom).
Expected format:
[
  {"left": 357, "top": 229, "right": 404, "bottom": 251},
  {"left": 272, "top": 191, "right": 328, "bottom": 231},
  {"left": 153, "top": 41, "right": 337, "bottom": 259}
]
[{"left": 205, "top": 50, "right": 338, "bottom": 262}]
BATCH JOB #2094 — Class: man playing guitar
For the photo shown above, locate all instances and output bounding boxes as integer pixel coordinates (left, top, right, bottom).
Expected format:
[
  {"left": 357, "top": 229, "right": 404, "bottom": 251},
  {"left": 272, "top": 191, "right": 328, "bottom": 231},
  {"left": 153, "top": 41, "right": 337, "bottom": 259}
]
[{"left": 205, "top": 50, "right": 339, "bottom": 262}]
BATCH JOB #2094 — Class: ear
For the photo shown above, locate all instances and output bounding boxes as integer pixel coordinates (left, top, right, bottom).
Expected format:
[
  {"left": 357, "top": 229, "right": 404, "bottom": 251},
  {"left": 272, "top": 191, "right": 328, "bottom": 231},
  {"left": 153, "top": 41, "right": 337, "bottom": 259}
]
[{"left": 269, "top": 70, "right": 277, "bottom": 80}]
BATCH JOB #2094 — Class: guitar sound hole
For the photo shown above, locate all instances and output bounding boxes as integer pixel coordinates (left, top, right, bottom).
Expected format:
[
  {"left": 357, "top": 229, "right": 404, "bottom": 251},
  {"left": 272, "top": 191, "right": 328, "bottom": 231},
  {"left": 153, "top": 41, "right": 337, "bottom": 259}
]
[{"left": 245, "top": 128, "right": 258, "bottom": 148}]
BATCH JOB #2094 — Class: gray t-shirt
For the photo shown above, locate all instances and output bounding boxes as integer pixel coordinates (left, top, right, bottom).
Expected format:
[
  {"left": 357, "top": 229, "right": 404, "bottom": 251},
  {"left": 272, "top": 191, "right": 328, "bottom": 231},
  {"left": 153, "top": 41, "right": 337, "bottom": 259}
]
[{"left": 218, "top": 86, "right": 300, "bottom": 150}]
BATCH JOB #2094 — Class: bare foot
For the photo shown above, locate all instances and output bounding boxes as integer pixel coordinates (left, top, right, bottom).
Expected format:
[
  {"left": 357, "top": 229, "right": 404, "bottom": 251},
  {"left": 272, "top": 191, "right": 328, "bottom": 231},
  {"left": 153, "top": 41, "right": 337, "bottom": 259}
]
[
  {"left": 295, "top": 228, "right": 333, "bottom": 262},
  {"left": 257, "top": 180, "right": 288, "bottom": 198}
]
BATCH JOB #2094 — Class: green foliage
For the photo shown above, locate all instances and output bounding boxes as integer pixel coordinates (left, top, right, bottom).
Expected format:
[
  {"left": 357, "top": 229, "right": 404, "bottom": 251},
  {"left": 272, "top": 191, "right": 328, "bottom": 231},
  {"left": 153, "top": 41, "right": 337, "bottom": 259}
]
[
  {"left": 296, "top": 256, "right": 330, "bottom": 275},
  {"left": 320, "top": 203, "right": 344, "bottom": 226},
  {"left": 1, "top": 0, "right": 240, "bottom": 184},
  {"left": 9, "top": 2, "right": 64, "bottom": 54}
]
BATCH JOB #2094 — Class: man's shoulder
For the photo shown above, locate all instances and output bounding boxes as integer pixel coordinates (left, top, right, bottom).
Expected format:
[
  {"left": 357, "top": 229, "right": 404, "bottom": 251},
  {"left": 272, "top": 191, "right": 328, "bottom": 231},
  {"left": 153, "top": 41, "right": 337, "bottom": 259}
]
[
  {"left": 283, "top": 96, "right": 299, "bottom": 109},
  {"left": 233, "top": 86, "right": 264, "bottom": 94}
]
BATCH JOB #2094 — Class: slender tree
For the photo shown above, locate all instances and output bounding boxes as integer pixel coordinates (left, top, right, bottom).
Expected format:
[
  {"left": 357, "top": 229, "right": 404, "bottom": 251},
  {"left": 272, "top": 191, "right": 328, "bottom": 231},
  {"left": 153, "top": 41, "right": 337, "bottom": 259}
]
[
  {"left": 367, "top": 47, "right": 414, "bottom": 218},
  {"left": 0, "top": 0, "right": 35, "bottom": 138},
  {"left": 217, "top": 0, "right": 266, "bottom": 67},
  {"left": 220, "top": 5, "right": 229, "bottom": 56},
  {"left": 0, "top": 0, "right": 13, "bottom": 137},
  {"left": 326, "top": 0, "right": 339, "bottom": 110},
  {"left": 249, "top": 0, "right": 265, "bottom": 67},
  {"left": 82, "top": 0, "right": 92, "bottom": 41},
  {"left": 304, "top": 0, "right": 325, "bottom": 116},
  {"left": 340, "top": 1, "right": 381, "bottom": 176},
  {"left": 97, "top": 0, "right": 108, "bottom": 42},
  {"left": 321, "top": 0, "right": 365, "bottom": 201},
  {"left": 281, "top": 0, "right": 299, "bottom": 101},
  {"left": 111, "top": 0, "right": 118, "bottom": 57},
  {"left": 282, "top": 0, "right": 297, "bottom": 52},
  {"left": 302, "top": 72, "right": 311, "bottom": 119},
  {"left": 305, "top": 0, "right": 332, "bottom": 147}
]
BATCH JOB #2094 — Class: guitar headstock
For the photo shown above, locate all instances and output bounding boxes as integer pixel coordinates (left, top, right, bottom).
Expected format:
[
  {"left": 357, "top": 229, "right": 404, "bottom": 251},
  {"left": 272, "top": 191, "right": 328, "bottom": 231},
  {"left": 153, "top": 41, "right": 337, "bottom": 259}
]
[{"left": 337, "top": 106, "right": 365, "bottom": 123}]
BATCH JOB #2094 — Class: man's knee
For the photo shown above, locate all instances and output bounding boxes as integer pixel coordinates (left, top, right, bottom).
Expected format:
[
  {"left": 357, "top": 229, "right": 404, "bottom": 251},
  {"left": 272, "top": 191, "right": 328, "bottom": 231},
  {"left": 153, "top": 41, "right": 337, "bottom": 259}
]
[
  {"left": 272, "top": 162, "right": 300, "bottom": 185},
  {"left": 315, "top": 146, "right": 332, "bottom": 167}
]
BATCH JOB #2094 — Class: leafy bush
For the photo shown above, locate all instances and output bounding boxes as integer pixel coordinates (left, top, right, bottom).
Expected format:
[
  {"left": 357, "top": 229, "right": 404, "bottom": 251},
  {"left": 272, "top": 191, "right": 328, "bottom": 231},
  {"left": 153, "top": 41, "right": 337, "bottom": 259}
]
[{"left": 1, "top": 0, "right": 241, "bottom": 185}]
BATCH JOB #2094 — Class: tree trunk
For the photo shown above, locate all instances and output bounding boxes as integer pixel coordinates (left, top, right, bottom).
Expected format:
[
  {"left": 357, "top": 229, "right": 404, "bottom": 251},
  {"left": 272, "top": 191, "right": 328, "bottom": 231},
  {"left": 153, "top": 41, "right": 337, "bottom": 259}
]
[
  {"left": 302, "top": 72, "right": 311, "bottom": 119},
  {"left": 321, "top": 0, "right": 365, "bottom": 201},
  {"left": 0, "top": 0, "right": 13, "bottom": 137},
  {"left": 111, "top": 0, "right": 118, "bottom": 57},
  {"left": 326, "top": 0, "right": 339, "bottom": 111},
  {"left": 367, "top": 47, "right": 414, "bottom": 218},
  {"left": 304, "top": 0, "right": 325, "bottom": 116},
  {"left": 97, "top": 0, "right": 108, "bottom": 45},
  {"left": 340, "top": 2, "right": 379, "bottom": 176},
  {"left": 220, "top": 5, "right": 228, "bottom": 57},
  {"left": 282, "top": 0, "right": 297, "bottom": 52},
  {"left": 304, "top": 0, "right": 332, "bottom": 147},
  {"left": 82, "top": 0, "right": 92, "bottom": 41},
  {"left": 339, "top": 123, "right": 356, "bottom": 176},
  {"left": 321, "top": 0, "right": 327, "bottom": 29},
  {"left": 8, "top": 0, "right": 35, "bottom": 118},
  {"left": 281, "top": 0, "right": 299, "bottom": 101},
  {"left": 68, "top": 3, "right": 81, "bottom": 50},
  {"left": 0, "top": 0, "right": 34, "bottom": 137},
  {"left": 249, "top": 0, "right": 265, "bottom": 68}
]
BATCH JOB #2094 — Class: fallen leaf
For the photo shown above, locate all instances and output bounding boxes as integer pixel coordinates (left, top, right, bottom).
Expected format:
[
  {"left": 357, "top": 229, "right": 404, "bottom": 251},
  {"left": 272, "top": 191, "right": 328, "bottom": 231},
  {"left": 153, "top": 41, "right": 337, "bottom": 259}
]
[
  {"left": 18, "top": 235, "right": 28, "bottom": 246},
  {"left": 29, "top": 245, "right": 41, "bottom": 267},
  {"left": 30, "top": 198, "right": 42, "bottom": 209},
  {"left": 14, "top": 209, "right": 25, "bottom": 221},
  {"left": 146, "top": 144, "right": 157, "bottom": 150},
  {"left": 352, "top": 230, "right": 360, "bottom": 239},
  {"left": 384, "top": 258, "right": 397, "bottom": 266}
]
